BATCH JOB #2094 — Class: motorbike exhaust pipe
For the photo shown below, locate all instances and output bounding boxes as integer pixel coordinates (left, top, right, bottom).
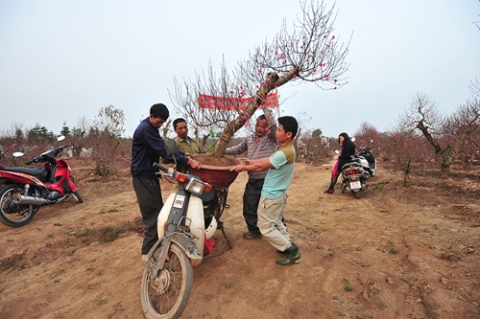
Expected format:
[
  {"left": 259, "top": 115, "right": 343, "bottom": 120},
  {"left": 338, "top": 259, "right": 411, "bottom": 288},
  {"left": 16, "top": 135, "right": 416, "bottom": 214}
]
[{"left": 14, "top": 195, "right": 54, "bottom": 206}]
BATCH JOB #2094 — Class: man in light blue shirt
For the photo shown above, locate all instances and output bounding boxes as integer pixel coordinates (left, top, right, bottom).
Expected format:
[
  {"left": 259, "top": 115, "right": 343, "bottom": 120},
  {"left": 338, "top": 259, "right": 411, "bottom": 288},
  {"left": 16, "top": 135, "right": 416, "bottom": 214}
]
[{"left": 231, "top": 116, "right": 300, "bottom": 266}]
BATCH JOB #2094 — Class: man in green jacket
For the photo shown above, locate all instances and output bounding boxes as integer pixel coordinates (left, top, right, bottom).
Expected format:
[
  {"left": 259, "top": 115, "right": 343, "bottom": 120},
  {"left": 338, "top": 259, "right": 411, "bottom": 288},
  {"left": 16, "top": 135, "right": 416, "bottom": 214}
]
[
  {"left": 173, "top": 118, "right": 231, "bottom": 209},
  {"left": 173, "top": 118, "right": 206, "bottom": 173}
]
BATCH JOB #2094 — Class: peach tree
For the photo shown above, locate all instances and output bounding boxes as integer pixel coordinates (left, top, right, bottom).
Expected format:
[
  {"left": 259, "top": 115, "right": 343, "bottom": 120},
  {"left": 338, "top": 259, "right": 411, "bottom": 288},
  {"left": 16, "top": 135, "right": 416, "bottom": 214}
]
[{"left": 171, "top": 0, "right": 350, "bottom": 158}]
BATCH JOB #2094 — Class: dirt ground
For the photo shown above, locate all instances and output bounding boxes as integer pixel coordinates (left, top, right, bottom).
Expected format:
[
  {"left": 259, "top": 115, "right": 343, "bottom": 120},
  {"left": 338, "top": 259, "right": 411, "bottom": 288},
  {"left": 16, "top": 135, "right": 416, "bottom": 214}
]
[{"left": 1, "top": 157, "right": 479, "bottom": 319}]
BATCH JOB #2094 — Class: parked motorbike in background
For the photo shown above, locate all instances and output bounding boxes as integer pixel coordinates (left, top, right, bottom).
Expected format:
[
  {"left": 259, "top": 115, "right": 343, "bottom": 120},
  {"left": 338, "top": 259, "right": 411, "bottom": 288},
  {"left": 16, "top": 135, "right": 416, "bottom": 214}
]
[
  {"left": 140, "top": 140, "right": 228, "bottom": 319},
  {"left": 339, "top": 147, "right": 377, "bottom": 199},
  {"left": 0, "top": 137, "right": 82, "bottom": 227}
]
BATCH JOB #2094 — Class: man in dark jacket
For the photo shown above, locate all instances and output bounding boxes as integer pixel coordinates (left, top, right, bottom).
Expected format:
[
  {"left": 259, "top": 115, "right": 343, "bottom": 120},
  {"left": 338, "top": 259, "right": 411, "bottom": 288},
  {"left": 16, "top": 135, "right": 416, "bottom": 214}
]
[{"left": 131, "top": 103, "right": 201, "bottom": 261}]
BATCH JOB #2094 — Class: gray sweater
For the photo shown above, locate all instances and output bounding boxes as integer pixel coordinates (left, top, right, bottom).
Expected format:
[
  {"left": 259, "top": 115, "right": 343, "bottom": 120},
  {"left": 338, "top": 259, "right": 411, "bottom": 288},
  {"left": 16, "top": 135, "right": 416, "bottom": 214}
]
[{"left": 225, "top": 108, "right": 278, "bottom": 180}]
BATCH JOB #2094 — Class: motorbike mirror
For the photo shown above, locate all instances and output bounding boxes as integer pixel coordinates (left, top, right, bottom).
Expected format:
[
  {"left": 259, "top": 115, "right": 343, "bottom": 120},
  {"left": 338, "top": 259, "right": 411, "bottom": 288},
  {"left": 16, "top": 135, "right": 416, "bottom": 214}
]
[
  {"left": 13, "top": 152, "right": 24, "bottom": 157},
  {"left": 164, "top": 138, "right": 179, "bottom": 156},
  {"left": 57, "top": 135, "right": 65, "bottom": 142}
]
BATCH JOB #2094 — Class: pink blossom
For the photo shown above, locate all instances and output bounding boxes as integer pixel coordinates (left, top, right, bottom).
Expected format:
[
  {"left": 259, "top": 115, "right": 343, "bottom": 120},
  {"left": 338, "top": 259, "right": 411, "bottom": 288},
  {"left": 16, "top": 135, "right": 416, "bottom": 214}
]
[
  {"left": 323, "top": 74, "right": 329, "bottom": 79},
  {"left": 332, "top": 35, "right": 335, "bottom": 39}
]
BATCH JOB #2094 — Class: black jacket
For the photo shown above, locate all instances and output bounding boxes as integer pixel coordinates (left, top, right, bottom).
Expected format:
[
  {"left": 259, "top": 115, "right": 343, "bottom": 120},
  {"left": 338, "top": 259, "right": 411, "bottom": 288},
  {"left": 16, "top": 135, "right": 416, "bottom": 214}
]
[
  {"left": 131, "top": 118, "right": 189, "bottom": 179},
  {"left": 338, "top": 139, "right": 356, "bottom": 171}
]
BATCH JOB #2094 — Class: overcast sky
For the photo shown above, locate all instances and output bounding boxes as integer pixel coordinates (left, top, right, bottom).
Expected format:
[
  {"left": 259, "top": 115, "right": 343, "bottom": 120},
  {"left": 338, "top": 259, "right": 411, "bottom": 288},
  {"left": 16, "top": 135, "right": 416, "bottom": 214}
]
[{"left": 1, "top": 0, "right": 479, "bottom": 139}]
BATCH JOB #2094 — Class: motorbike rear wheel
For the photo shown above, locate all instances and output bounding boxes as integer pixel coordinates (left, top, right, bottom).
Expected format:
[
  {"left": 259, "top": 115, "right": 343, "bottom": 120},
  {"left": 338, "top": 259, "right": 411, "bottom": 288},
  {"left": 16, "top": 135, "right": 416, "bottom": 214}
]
[
  {"left": 0, "top": 184, "right": 38, "bottom": 227},
  {"left": 140, "top": 242, "right": 193, "bottom": 319},
  {"left": 353, "top": 191, "right": 361, "bottom": 199}
]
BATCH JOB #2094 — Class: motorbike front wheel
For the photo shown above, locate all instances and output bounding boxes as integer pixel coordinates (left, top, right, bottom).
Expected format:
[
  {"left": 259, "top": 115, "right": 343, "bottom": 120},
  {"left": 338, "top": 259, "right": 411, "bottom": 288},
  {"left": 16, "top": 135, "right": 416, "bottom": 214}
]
[
  {"left": 140, "top": 242, "right": 193, "bottom": 319},
  {"left": 0, "top": 184, "right": 38, "bottom": 227},
  {"left": 71, "top": 191, "right": 83, "bottom": 203}
]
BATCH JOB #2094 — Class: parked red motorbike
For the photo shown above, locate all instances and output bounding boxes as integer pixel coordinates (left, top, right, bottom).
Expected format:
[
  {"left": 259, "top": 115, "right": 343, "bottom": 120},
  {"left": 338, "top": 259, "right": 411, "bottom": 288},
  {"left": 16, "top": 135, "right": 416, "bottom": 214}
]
[{"left": 0, "top": 141, "right": 82, "bottom": 227}]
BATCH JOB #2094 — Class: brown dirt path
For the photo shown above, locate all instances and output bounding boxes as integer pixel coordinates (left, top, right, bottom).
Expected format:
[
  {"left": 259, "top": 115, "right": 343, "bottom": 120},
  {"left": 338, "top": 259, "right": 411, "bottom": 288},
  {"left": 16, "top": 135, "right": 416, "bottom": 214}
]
[{"left": 0, "top": 159, "right": 479, "bottom": 318}]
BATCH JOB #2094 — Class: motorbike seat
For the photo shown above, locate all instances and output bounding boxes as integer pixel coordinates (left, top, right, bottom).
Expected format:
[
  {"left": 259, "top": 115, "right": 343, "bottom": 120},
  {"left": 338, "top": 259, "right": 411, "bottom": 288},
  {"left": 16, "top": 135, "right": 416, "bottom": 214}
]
[
  {"left": 1, "top": 167, "right": 48, "bottom": 182},
  {"left": 350, "top": 157, "right": 362, "bottom": 164},
  {"left": 341, "top": 162, "right": 362, "bottom": 171}
]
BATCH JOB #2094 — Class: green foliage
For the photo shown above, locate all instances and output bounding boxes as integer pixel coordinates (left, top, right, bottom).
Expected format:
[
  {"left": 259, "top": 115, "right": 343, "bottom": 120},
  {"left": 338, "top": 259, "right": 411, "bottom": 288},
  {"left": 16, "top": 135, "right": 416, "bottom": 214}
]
[
  {"left": 60, "top": 122, "right": 71, "bottom": 137},
  {"left": 388, "top": 241, "right": 399, "bottom": 254},
  {"left": 28, "top": 123, "right": 56, "bottom": 142},
  {"left": 343, "top": 278, "right": 354, "bottom": 291},
  {"left": 312, "top": 128, "right": 322, "bottom": 138},
  {"left": 15, "top": 128, "right": 25, "bottom": 141},
  {"left": 208, "top": 129, "right": 219, "bottom": 153}
]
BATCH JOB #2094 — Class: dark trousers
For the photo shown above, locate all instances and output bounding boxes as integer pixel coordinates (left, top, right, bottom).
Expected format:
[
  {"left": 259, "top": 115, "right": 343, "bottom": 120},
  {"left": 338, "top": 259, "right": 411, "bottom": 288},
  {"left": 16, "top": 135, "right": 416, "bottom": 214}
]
[
  {"left": 243, "top": 179, "right": 265, "bottom": 234},
  {"left": 132, "top": 177, "right": 163, "bottom": 255}
]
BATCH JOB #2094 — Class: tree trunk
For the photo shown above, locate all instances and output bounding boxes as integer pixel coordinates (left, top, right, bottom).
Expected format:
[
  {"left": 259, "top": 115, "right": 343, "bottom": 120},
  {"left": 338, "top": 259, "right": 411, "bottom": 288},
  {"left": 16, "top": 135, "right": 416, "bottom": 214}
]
[
  {"left": 440, "top": 161, "right": 451, "bottom": 179},
  {"left": 403, "top": 159, "right": 411, "bottom": 188},
  {"left": 435, "top": 152, "right": 451, "bottom": 178},
  {"left": 212, "top": 69, "right": 298, "bottom": 158}
]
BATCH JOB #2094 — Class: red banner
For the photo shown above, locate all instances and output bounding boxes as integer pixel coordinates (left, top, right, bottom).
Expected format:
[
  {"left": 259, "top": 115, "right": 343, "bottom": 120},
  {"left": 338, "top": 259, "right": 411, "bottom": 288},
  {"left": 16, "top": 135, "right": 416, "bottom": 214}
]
[{"left": 198, "top": 92, "right": 278, "bottom": 110}]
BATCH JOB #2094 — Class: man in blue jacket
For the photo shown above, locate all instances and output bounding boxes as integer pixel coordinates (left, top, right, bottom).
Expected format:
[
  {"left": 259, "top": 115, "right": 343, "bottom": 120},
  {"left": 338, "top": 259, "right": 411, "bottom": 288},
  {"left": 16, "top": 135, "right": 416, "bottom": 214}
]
[{"left": 131, "top": 103, "right": 201, "bottom": 261}]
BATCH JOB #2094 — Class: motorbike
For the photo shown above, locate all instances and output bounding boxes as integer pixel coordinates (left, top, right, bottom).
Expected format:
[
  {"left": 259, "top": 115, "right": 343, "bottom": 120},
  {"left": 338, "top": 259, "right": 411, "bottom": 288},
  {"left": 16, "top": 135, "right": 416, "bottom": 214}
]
[
  {"left": 357, "top": 146, "right": 377, "bottom": 177},
  {"left": 0, "top": 137, "right": 83, "bottom": 227},
  {"left": 339, "top": 147, "right": 377, "bottom": 199},
  {"left": 140, "top": 141, "right": 228, "bottom": 319}
]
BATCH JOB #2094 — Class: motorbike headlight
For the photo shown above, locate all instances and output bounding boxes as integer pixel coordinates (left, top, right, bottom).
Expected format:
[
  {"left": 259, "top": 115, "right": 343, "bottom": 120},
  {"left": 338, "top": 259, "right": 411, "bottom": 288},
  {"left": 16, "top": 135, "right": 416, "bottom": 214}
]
[{"left": 185, "top": 179, "right": 206, "bottom": 195}]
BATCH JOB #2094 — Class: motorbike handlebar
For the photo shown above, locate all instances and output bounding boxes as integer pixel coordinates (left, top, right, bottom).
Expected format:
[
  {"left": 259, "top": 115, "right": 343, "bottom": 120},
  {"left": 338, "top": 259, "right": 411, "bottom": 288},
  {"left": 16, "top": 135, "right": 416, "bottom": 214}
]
[
  {"left": 25, "top": 145, "right": 69, "bottom": 165},
  {"left": 153, "top": 162, "right": 170, "bottom": 173},
  {"left": 54, "top": 145, "right": 69, "bottom": 156},
  {"left": 25, "top": 158, "right": 36, "bottom": 165}
]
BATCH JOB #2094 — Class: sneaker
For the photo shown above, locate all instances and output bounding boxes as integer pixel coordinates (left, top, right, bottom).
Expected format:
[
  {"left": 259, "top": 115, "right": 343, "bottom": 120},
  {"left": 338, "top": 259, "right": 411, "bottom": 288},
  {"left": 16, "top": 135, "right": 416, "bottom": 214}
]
[
  {"left": 276, "top": 244, "right": 301, "bottom": 266},
  {"left": 323, "top": 189, "right": 334, "bottom": 194},
  {"left": 243, "top": 231, "right": 262, "bottom": 239}
]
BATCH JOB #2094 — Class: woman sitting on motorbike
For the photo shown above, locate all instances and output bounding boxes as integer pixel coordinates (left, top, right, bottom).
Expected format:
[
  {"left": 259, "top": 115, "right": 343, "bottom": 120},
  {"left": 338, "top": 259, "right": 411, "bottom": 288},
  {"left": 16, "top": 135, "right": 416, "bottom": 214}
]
[{"left": 324, "top": 132, "right": 356, "bottom": 194}]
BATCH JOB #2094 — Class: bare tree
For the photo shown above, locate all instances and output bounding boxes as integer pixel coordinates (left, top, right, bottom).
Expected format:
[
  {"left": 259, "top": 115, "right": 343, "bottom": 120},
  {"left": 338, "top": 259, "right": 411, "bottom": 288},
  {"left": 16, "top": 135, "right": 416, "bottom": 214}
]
[
  {"left": 172, "top": 0, "right": 350, "bottom": 158},
  {"left": 402, "top": 80, "right": 480, "bottom": 177},
  {"left": 70, "top": 116, "right": 90, "bottom": 158},
  {"left": 381, "top": 126, "right": 432, "bottom": 187},
  {"left": 89, "top": 105, "right": 126, "bottom": 176},
  {"left": 354, "top": 122, "right": 381, "bottom": 150}
]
